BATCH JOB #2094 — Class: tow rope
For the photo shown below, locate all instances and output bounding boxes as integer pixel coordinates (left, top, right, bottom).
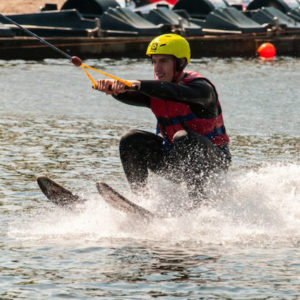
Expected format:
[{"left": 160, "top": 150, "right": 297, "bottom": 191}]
[{"left": 0, "top": 13, "right": 135, "bottom": 88}]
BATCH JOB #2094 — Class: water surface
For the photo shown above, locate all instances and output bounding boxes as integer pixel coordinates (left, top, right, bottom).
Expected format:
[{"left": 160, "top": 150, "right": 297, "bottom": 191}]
[{"left": 0, "top": 57, "right": 299, "bottom": 299}]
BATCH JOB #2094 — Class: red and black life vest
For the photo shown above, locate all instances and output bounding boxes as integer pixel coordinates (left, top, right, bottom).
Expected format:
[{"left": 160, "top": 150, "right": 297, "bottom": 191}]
[{"left": 150, "top": 71, "right": 229, "bottom": 146}]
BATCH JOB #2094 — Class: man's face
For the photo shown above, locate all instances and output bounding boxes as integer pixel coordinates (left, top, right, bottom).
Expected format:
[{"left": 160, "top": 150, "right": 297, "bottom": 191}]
[{"left": 152, "top": 54, "right": 175, "bottom": 82}]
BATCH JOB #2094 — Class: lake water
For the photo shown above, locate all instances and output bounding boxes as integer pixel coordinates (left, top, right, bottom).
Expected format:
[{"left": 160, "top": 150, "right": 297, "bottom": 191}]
[{"left": 0, "top": 57, "right": 299, "bottom": 299}]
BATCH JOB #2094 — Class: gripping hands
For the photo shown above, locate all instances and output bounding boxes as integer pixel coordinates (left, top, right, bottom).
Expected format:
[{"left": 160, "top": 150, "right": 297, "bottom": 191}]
[{"left": 95, "top": 79, "right": 140, "bottom": 95}]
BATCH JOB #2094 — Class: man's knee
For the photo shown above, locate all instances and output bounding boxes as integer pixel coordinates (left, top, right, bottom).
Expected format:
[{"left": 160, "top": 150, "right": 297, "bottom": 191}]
[
  {"left": 120, "top": 129, "right": 142, "bottom": 150},
  {"left": 174, "top": 130, "right": 213, "bottom": 149},
  {"left": 172, "top": 130, "right": 188, "bottom": 144}
]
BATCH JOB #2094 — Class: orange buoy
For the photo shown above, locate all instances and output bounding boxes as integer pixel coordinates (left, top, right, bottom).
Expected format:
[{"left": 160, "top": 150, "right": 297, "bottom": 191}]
[{"left": 257, "top": 43, "right": 276, "bottom": 59}]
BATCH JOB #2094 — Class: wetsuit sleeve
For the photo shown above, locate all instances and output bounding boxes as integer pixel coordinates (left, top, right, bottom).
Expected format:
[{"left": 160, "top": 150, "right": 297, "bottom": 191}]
[
  {"left": 112, "top": 91, "right": 150, "bottom": 108},
  {"left": 112, "top": 77, "right": 218, "bottom": 117},
  {"left": 139, "top": 79, "right": 215, "bottom": 106},
  {"left": 139, "top": 78, "right": 219, "bottom": 118}
]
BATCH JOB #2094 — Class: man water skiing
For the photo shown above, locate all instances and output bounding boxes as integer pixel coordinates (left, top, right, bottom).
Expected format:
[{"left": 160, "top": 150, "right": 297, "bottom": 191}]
[{"left": 95, "top": 34, "right": 231, "bottom": 205}]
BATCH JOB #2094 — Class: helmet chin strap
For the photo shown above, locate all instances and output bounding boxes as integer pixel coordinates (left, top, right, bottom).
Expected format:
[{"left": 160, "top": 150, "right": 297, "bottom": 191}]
[{"left": 172, "top": 58, "right": 184, "bottom": 83}]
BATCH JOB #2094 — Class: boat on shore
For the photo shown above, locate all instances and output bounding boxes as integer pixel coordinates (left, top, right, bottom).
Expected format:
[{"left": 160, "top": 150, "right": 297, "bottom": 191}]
[{"left": 0, "top": 0, "right": 300, "bottom": 59}]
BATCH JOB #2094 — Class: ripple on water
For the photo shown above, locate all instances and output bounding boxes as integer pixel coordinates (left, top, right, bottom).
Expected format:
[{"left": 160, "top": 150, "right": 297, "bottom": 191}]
[{"left": 0, "top": 57, "right": 299, "bottom": 299}]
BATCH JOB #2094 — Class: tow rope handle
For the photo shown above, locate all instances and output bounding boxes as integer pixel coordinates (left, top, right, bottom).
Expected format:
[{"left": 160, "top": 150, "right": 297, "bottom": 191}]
[
  {"left": 80, "top": 63, "right": 138, "bottom": 90},
  {"left": 71, "top": 56, "right": 137, "bottom": 89}
]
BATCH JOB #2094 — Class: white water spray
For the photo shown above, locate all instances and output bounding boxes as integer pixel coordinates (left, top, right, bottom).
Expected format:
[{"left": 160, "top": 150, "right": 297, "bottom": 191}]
[{"left": 9, "top": 163, "right": 300, "bottom": 247}]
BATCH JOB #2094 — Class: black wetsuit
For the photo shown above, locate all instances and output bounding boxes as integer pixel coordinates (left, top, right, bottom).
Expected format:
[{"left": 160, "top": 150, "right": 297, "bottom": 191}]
[{"left": 113, "top": 75, "right": 231, "bottom": 202}]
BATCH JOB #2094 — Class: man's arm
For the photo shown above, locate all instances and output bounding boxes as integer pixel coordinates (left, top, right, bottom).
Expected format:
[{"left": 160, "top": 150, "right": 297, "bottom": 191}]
[
  {"left": 95, "top": 77, "right": 218, "bottom": 116},
  {"left": 139, "top": 78, "right": 216, "bottom": 107},
  {"left": 113, "top": 91, "right": 150, "bottom": 108},
  {"left": 139, "top": 78, "right": 219, "bottom": 118},
  {"left": 112, "top": 78, "right": 214, "bottom": 109}
]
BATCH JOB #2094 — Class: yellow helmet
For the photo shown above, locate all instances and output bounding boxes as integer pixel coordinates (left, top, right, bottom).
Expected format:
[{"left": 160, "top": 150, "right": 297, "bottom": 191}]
[{"left": 146, "top": 34, "right": 191, "bottom": 63}]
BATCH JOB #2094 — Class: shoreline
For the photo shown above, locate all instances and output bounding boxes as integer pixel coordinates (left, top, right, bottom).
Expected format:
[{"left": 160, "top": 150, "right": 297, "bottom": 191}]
[{"left": 0, "top": 0, "right": 65, "bottom": 14}]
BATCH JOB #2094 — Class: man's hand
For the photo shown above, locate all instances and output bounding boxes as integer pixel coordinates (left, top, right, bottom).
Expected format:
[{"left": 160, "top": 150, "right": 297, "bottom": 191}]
[{"left": 95, "top": 79, "right": 141, "bottom": 95}]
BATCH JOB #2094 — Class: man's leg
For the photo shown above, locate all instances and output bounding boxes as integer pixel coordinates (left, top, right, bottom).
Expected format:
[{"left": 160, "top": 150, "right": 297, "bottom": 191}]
[
  {"left": 119, "top": 129, "right": 231, "bottom": 204},
  {"left": 172, "top": 130, "right": 231, "bottom": 204},
  {"left": 119, "top": 129, "right": 168, "bottom": 193}
]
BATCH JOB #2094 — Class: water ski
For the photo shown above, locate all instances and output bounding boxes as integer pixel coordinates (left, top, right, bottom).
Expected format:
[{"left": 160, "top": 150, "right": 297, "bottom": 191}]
[
  {"left": 37, "top": 176, "right": 85, "bottom": 207},
  {"left": 96, "top": 182, "right": 155, "bottom": 220}
]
